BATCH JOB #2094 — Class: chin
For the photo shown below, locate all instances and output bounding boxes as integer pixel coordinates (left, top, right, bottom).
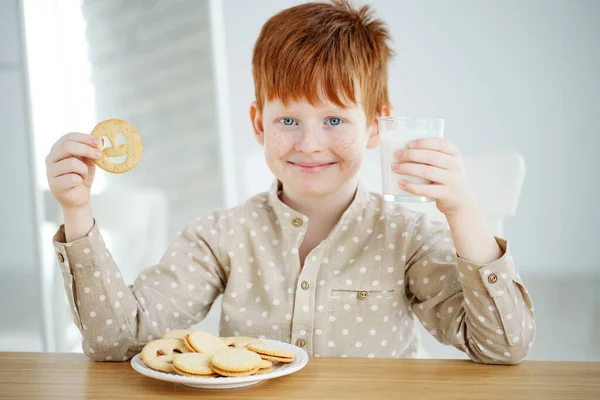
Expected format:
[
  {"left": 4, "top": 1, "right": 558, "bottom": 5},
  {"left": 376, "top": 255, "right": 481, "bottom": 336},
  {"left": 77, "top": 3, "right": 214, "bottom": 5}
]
[{"left": 283, "top": 175, "right": 341, "bottom": 198}]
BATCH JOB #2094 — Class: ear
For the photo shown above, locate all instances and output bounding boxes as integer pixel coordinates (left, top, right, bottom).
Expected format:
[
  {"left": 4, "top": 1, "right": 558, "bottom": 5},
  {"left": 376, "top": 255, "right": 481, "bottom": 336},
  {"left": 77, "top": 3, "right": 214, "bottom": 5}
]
[
  {"left": 249, "top": 101, "right": 265, "bottom": 146},
  {"left": 366, "top": 106, "right": 391, "bottom": 149}
]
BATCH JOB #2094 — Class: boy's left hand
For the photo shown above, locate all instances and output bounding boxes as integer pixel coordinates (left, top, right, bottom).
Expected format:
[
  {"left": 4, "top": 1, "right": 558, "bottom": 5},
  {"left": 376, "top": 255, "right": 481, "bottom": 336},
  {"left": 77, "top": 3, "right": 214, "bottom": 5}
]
[{"left": 391, "top": 138, "right": 477, "bottom": 217}]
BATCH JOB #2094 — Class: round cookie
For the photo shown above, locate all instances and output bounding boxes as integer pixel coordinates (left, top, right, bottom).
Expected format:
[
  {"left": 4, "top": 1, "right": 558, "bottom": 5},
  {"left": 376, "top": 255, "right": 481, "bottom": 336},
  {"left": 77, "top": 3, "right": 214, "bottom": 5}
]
[
  {"left": 182, "top": 335, "right": 196, "bottom": 353},
  {"left": 140, "top": 338, "right": 189, "bottom": 373},
  {"left": 221, "top": 336, "right": 265, "bottom": 349},
  {"left": 256, "top": 359, "right": 273, "bottom": 374},
  {"left": 90, "top": 118, "right": 142, "bottom": 174},
  {"left": 246, "top": 342, "right": 295, "bottom": 363},
  {"left": 185, "top": 331, "right": 228, "bottom": 355},
  {"left": 211, "top": 365, "right": 260, "bottom": 377},
  {"left": 209, "top": 348, "right": 262, "bottom": 377},
  {"left": 257, "top": 353, "right": 295, "bottom": 363},
  {"left": 172, "top": 353, "right": 217, "bottom": 378},
  {"left": 162, "top": 329, "right": 191, "bottom": 340}
]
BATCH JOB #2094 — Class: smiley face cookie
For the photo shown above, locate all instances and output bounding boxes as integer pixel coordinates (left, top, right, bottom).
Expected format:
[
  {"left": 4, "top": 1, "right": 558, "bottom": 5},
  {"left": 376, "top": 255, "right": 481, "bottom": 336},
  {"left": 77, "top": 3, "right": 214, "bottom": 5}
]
[
  {"left": 162, "top": 329, "right": 192, "bottom": 340},
  {"left": 184, "top": 331, "right": 228, "bottom": 355},
  {"left": 246, "top": 342, "right": 295, "bottom": 363},
  {"left": 140, "top": 338, "right": 190, "bottom": 373},
  {"left": 221, "top": 336, "right": 265, "bottom": 349},
  {"left": 90, "top": 118, "right": 142, "bottom": 174}
]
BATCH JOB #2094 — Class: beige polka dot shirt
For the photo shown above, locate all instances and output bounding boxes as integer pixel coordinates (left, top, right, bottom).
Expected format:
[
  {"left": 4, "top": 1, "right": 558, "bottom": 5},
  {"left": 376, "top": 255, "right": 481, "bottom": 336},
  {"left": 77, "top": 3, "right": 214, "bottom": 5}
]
[{"left": 53, "top": 180, "right": 535, "bottom": 364}]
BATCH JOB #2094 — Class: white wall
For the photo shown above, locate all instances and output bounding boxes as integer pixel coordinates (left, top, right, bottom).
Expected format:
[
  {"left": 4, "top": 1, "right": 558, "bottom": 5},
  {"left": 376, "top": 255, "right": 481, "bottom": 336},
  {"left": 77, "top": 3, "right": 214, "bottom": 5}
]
[{"left": 218, "top": 0, "right": 600, "bottom": 277}]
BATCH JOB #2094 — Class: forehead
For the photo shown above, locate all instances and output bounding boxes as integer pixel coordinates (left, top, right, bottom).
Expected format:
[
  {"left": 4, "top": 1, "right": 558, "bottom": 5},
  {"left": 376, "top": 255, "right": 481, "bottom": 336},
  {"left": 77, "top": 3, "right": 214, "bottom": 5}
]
[
  {"left": 265, "top": 81, "right": 364, "bottom": 111},
  {"left": 264, "top": 97, "right": 363, "bottom": 113}
]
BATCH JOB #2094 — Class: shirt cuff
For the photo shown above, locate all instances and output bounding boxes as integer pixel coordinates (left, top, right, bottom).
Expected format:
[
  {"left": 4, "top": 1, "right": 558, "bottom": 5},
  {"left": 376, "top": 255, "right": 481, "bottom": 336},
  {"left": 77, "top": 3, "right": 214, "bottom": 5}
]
[
  {"left": 456, "top": 237, "right": 516, "bottom": 296},
  {"left": 52, "top": 220, "right": 113, "bottom": 332},
  {"left": 53, "top": 219, "right": 106, "bottom": 272}
]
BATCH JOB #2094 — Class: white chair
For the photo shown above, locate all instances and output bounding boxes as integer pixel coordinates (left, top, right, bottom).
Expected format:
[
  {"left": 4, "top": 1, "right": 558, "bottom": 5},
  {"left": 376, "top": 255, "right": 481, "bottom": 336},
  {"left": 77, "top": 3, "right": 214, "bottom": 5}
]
[
  {"left": 43, "top": 187, "right": 169, "bottom": 352},
  {"left": 242, "top": 148, "right": 526, "bottom": 359}
]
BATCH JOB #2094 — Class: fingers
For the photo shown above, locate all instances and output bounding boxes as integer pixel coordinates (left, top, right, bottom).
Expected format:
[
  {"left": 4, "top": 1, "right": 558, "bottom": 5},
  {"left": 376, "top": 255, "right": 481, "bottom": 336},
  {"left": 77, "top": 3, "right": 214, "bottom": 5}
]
[
  {"left": 59, "top": 132, "right": 100, "bottom": 149},
  {"left": 394, "top": 148, "right": 455, "bottom": 170},
  {"left": 408, "top": 137, "right": 459, "bottom": 156},
  {"left": 51, "top": 173, "right": 83, "bottom": 190},
  {"left": 391, "top": 162, "right": 450, "bottom": 184},
  {"left": 398, "top": 180, "right": 446, "bottom": 199},
  {"left": 47, "top": 157, "right": 89, "bottom": 181},
  {"left": 46, "top": 133, "right": 101, "bottom": 165}
]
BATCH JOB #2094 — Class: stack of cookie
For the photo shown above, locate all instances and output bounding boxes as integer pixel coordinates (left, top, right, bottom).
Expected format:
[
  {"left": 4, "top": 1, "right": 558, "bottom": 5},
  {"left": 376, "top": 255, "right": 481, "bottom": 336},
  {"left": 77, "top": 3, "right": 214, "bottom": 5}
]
[{"left": 140, "top": 330, "right": 295, "bottom": 378}]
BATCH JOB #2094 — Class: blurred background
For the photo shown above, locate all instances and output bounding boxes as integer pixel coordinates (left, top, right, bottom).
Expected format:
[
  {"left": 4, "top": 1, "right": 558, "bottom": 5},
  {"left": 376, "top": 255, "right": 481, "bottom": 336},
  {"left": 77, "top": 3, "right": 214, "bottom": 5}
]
[{"left": 1, "top": 0, "right": 598, "bottom": 361}]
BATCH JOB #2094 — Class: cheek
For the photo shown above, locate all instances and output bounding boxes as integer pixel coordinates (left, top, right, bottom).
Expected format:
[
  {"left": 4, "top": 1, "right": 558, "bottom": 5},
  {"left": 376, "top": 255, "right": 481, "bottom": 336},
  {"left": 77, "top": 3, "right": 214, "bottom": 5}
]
[
  {"left": 330, "top": 133, "right": 364, "bottom": 168},
  {"left": 265, "top": 132, "right": 294, "bottom": 157}
]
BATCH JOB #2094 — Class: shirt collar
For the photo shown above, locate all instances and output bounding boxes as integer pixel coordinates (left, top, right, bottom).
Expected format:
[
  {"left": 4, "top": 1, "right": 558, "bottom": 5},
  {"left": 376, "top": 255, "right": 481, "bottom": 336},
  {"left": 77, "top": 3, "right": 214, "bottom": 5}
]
[{"left": 267, "top": 179, "right": 371, "bottom": 231}]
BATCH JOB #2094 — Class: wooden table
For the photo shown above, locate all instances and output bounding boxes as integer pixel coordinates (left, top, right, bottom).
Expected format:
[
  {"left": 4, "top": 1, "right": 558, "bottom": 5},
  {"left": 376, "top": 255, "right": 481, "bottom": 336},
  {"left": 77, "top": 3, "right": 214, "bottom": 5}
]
[{"left": 1, "top": 352, "right": 598, "bottom": 399}]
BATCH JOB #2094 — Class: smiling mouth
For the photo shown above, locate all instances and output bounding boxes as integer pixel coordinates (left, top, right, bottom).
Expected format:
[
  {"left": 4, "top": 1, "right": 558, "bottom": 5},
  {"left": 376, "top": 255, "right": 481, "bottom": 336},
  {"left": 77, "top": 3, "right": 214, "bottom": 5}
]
[{"left": 288, "top": 161, "right": 336, "bottom": 173}]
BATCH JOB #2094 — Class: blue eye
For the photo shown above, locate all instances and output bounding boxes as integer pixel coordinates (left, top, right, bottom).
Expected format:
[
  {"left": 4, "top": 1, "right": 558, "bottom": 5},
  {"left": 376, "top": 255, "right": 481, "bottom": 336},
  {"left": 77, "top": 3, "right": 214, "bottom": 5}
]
[
  {"left": 326, "top": 118, "right": 342, "bottom": 126},
  {"left": 280, "top": 118, "right": 297, "bottom": 126}
]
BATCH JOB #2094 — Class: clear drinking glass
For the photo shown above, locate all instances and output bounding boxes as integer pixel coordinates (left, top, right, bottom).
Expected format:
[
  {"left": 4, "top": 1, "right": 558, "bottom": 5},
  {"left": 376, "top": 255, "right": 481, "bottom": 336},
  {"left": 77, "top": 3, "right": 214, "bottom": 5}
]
[{"left": 379, "top": 117, "right": 444, "bottom": 202}]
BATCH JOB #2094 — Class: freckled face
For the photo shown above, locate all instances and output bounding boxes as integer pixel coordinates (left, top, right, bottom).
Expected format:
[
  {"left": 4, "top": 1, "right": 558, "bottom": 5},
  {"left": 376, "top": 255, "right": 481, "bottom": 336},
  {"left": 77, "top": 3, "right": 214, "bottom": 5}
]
[{"left": 252, "top": 98, "right": 378, "bottom": 198}]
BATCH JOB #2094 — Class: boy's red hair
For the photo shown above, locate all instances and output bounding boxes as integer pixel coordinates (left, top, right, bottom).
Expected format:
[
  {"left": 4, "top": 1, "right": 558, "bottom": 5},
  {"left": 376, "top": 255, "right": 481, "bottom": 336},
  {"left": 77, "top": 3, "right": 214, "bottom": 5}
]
[{"left": 252, "top": 0, "right": 394, "bottom": 123}]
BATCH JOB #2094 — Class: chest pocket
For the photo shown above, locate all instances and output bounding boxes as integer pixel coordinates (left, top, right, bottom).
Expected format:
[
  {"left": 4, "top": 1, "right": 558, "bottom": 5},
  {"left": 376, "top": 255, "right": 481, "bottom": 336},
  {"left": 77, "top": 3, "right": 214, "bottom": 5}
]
[{"left": 328, "top": 285, "right": 397, "bottom": 315}]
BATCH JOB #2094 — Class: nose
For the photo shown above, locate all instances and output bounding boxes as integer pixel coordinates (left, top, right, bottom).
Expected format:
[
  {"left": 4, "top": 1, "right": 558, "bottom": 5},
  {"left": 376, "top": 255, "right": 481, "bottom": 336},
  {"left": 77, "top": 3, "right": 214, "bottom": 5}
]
[{"left": 295, "top": 125, "right": 322, "bottom": 154}]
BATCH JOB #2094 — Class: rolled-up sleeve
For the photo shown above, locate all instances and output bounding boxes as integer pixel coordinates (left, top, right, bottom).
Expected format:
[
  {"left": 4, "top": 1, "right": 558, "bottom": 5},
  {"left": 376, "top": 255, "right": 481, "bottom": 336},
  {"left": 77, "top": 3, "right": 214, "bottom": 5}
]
[{"left": 405, "top": 213, "right": 536, "bottom": 364}]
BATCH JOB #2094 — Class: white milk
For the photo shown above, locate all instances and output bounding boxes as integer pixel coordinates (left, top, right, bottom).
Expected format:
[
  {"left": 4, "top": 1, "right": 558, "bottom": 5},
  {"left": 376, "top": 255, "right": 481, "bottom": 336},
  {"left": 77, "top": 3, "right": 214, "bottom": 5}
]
[{"left": 380, "top": 131, "right": 431, "bottom": 201}]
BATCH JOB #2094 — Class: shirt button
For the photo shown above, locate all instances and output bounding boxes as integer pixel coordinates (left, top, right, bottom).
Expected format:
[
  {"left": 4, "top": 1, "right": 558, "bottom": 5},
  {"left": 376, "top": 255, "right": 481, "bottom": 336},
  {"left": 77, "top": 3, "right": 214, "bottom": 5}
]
[
  {"left": 301, "top": 281, "right": 310, "bottom": 290},
  {"left": 57, "top": 253, "right": 65, "bottom": 263},
  {"left": 488, "top": 273, "right": 498, "bottom": 284},
  {"left": 291, "top": 217, "right": 303, "bottom": 227},
  {"left": 358, "top": 291, "right": 369, "bottom": 300},
  {"left": 295, "top": 338, "right": 306, "bottom": 347}
]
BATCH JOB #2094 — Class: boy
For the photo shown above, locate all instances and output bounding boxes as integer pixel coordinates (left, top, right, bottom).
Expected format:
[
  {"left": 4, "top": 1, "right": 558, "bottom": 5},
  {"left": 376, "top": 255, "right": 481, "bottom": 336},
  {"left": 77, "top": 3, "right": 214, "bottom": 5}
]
[{"left": 46, "top": 0, "right": 535, "bottom": 364}]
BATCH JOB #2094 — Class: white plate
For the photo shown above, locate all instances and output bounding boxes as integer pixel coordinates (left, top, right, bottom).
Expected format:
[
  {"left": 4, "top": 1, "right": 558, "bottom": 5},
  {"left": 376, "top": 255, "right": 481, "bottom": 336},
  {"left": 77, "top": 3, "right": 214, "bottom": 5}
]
[{"left": 130, "top": 339, "right": 309, "bottom": 389}]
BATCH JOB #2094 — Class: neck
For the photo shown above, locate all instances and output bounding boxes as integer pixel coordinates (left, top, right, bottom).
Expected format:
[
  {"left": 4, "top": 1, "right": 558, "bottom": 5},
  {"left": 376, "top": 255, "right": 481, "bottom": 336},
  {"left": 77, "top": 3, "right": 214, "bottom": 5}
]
[{"left": 280, "top": 177, "right": 359, "bottom": 227}]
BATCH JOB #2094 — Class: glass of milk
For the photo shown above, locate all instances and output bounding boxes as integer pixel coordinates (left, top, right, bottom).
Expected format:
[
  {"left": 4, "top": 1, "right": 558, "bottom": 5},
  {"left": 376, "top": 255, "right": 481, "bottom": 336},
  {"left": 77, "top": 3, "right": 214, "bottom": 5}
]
[{"left": 379, "top": 117, "right": 444, "bottom": 202}]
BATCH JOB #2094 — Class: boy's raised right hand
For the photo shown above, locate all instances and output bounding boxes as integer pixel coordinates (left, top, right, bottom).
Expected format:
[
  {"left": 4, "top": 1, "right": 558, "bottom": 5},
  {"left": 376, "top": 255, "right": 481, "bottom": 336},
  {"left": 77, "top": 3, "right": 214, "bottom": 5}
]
[
  {"left": 46, "top": 133, "right": 102, "bottom": 241},
  {"left": 46, "top": 132, "right": 102, "bottom": 210}
]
